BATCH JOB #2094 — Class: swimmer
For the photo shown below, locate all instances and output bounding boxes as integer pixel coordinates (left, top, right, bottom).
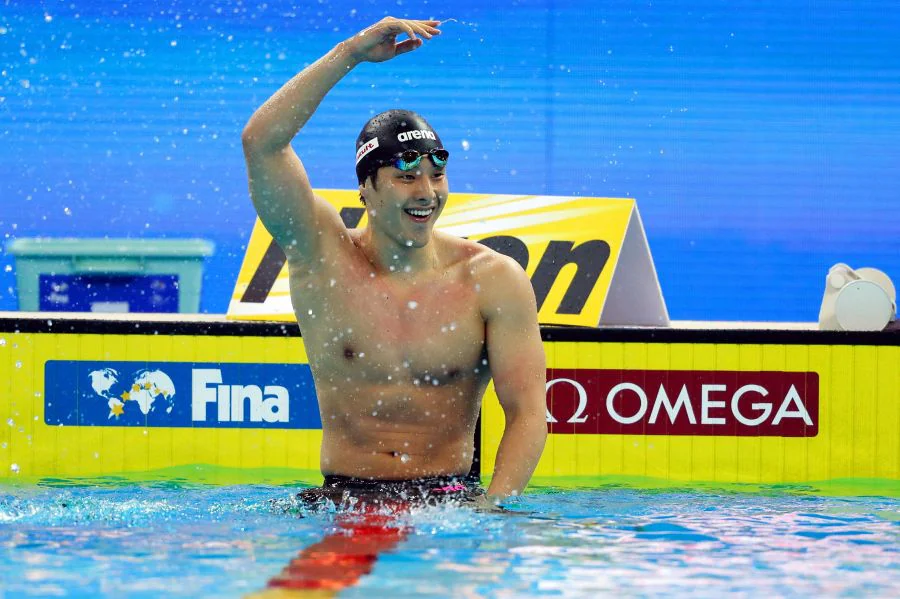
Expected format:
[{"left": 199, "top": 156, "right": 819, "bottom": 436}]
[{"left": 242, "top": 17, "right": 547, "bottom": 506}]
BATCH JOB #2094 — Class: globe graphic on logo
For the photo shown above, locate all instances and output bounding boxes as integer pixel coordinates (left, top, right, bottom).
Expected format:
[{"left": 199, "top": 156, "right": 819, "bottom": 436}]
[
  {"left": 130, "top": 369, "right": 176, "bottom": 415},
  {"left": 89, "top": 368, "right": 119, "bottom": 399}
]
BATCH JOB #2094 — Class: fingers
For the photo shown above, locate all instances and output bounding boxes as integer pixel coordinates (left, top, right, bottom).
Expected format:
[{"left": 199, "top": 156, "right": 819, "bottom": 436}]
[
  {"left": 394, "top": 38, "right": 423, "bottom": 56},
  {"left": 383, "top": 17, "right": 441, "bottom": 41}
]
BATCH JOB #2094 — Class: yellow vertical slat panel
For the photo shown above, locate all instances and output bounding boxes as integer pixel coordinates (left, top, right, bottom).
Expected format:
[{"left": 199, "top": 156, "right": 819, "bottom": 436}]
[
  {"left": 689, "top": 343, "right": 717, "bottom": 482},
  {"left": 851, "top": 345, "right": 877, "bottom": 478},
  {"left": 540, "top": 343, "right": 577, "bottom": 476},
  {"left": 240, "top": 335, "right": 264, "bottom": 469},
  {"left": 124, "top": 332, "right": 152, "bottom": 474},
  {"left": 644, "top": 342, "right": 671, "bottom": 480},
  {"left": 828, "top": 345, "right": 854, "bottom": 480},
  {"left": 74, "top": 334, "right": 102, "bottom": 476},
  {"left": 263, "top": 336, "right": 288, "bottom": 470},
  {"left": 782, "top": 344, "right": 811, "bottom": 483},
  {"left": 30, "top": 334, "right": 55, "bottom": 477},
  {"left": 667, "top": 342, "right": 693, "bottom": 481},
  {"left": 98, "top": 332, "right": 127, "bottom": 476},
  {"left": 874, "top": 346, "right": 900, "bottom": 479},
  {"left": 192, "top": 334, "right": 221, "bottom": 468},
  {"left": 170, "top": 333, "right": 198, "bottom": 469},
  {"left": 621, "top": 342, "right": 648, "bottom": 478},
  {"left": 296, "top": 336, "right": 320, "bottom": 474},
  {"left": 806, "top": 344, "right": 832, "bottom": 482},
  {"left": 597, "top": 342, "right": 624, "bottom": 478},
  {"left": 759, "top": 343, "right": 787, "bottom": 482},
  {"left": 145, "top": 333, "right": 175, "bottom": 472},
  {"left": 8, "top": 333, "right": 36, "bottom": 478},
  {"left": 713, "top": 343, "right": 740, "bottom": 483},
  {"left": 216, "top": 333, "right": 243, "bottom": 469},
  {"left": 49, "top": 332, "right": 80, "bottom": 477},
  {"left": 0, "top": 332, "right": 12, "bottom": 478},
  {"left": 736, "top": 344, "right": 763, "bottom": 483},
  {"left": 575, "top": 340, "right": 602, "bottom": 477},
  {"left": 532, "top": 340, "right": 555, "bottom": 478}
]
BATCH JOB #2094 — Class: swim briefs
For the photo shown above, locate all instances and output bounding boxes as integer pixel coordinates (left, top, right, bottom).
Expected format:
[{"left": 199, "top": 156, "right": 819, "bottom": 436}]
[{"left": 296, "top": 473, "right": 484, "bottom": 511}]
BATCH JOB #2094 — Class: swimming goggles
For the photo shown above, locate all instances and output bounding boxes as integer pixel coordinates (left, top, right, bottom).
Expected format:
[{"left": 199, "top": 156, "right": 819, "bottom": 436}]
[{"left": 392, "top": 148, "right": 450, "bottom": 171}]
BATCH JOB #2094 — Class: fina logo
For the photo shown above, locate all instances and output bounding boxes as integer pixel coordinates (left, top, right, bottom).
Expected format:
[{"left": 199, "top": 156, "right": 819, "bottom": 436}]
[
  {"left": 397, "top": 129, "right": 436, "bottom": 142},
  {"left": 191, "top": 368, "right": 289, "bottom": 423}
]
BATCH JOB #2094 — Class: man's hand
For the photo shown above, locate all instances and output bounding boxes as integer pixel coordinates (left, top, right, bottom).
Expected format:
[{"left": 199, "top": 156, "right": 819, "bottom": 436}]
[{"left": 346, "top": 17, "right": 441, "bottom": 64}]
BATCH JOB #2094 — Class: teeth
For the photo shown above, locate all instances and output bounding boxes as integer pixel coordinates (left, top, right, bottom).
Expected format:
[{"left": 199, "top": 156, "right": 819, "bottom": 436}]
[{"left": 406, "top": 208, "right": 434, "bottom": 217}]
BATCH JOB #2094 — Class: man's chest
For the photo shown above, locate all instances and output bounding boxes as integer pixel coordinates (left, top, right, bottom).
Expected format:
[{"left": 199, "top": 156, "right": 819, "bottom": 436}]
[{"left": 292, "top": 262, "right": 487, "bottom": 379}]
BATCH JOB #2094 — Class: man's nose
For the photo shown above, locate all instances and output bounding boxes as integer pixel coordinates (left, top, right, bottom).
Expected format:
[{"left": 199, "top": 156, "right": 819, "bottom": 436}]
[{"left": 414, "top": 177, "right": 436, "bottom": 201}]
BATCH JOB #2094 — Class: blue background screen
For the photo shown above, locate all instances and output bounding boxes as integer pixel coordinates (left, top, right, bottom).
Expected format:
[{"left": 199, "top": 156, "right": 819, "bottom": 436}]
[{"left": 1, "top": 1, "right": 897, "bottom": 321}]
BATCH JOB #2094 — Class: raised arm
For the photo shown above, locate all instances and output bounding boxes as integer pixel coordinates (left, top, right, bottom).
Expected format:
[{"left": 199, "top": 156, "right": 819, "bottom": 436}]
[
  {"left": 241, "top": 18, "right": 441, "bottom": 263},
  {"left": 479, "top": 254, "right": 548, "bottom": 498}
]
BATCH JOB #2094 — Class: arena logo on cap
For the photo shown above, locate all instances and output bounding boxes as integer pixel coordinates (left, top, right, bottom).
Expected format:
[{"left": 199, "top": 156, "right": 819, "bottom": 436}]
[
  {"left": 44, "top": 360, "right": 322, "bottom": 429},
  {"left": 544, "top": 368, "right": 819, "bottom": 437},
  {"left": 397, "top": 129, "right": 436, "bottom": 142},
  {"left": 356, "top": 137, "right": 379, "bottom": 164}
]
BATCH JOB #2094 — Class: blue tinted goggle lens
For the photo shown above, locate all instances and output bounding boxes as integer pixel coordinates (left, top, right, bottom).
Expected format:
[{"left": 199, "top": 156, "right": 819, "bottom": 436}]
[{"left": 393, "top": 149, "right": 449, "bottom": 171}]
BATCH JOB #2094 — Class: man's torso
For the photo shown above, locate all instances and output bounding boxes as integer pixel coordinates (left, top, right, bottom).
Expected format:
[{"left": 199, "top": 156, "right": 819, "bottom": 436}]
[{"left": 288, "top": 227, "right": 494, "bottom": 480}]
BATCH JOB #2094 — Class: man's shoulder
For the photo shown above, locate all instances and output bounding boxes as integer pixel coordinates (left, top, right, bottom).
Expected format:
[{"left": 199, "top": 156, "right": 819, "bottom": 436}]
[{"left": 437, "top": 232, "right": 526, "bottom": 280}]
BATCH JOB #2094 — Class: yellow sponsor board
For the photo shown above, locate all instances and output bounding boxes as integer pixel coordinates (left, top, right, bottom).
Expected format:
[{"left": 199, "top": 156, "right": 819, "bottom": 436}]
[
  {"left": 1, "top": 315, "right": 897, "bottom": 494},
  {"left": 481, "top": 338, "right": 900, "bottom": 486},
  {"left": 0, "top": 323, "right": 322, "bottom": 483},
  {"left": 228, "top": 190, "right": 667, "bottom": 327}
]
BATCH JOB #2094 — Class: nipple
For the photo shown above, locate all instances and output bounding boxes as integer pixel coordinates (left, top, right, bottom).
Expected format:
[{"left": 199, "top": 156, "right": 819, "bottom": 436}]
[{"left": 391, "top": 451, "right": 411, "bottom": 463}]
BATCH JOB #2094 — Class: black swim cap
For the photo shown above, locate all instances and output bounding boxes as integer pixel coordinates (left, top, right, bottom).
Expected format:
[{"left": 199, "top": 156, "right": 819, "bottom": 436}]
[{"left": 355, "top": 109, "right": 444, "bottom": 185}]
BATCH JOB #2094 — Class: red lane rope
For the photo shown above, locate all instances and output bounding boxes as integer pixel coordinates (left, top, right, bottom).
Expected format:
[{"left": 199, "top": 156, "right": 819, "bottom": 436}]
[{"left": 267, "top": 509, "right": 410, "bottom": 592}]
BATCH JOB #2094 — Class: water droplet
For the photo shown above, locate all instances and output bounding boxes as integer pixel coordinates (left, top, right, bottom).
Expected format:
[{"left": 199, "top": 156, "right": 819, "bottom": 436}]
[
  {"left": 14, "top": 361, "right": 21, "bottom": 368},
  {"left": 6, "top": 418, "right": 13, "bottom": 426},
  {"left": 461, "top": 139, "right": 471, "bottom": 151},
  {"left": 407, "top": 300, "right": 418, "bottom": 309},
  {"left": 93, "top": 452, "right": 99, "bottom": 459},
  {"left": 405, "top": 240, "right": 413, "bottom": 247},
  {"left": 399, "top": 453, "right": 411, "bottom": 463},
  {"left": 329, "top": 279, "right": 336, "bottom": 287},
  {"left": 0, "top": 338, "right": 5, "bottom": 346},
  {"left": 63, "top": 206, "right": 72, "bottom": 215},
  {"left": 10, "top": 463, "right": 19, "bottom": 474}
]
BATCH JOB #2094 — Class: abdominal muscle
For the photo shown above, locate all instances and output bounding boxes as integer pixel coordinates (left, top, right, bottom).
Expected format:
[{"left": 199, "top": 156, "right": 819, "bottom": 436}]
[{"left": 317, "top": 381, "right": 482, "bottom": 480}]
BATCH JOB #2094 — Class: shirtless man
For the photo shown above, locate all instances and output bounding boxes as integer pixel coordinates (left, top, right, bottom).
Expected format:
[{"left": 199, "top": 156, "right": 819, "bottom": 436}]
[{"left": 241, "top": 17, "right": 547, "bottom": 502}]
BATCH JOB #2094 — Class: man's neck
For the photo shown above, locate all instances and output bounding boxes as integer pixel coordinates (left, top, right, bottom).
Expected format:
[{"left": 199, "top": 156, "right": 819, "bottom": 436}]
[{"left": 359, "top": 228, "right": 439, "bottom": 277}]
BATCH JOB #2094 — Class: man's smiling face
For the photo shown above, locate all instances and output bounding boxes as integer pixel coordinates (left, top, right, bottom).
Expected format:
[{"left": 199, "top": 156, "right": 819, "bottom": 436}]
[{"left": 363, "top": 158, "right": 448, "bottom": 249}]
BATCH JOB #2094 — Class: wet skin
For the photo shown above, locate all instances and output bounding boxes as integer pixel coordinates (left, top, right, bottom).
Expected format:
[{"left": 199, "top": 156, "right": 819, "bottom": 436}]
[{"left": 288, "top": 164, "right": 497, "bottom": 479}]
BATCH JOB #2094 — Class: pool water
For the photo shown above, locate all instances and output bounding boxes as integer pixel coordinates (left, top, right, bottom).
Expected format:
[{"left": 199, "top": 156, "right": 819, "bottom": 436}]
[{"left": 1, "top": 481, "right": 898, "bottom": 597}]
